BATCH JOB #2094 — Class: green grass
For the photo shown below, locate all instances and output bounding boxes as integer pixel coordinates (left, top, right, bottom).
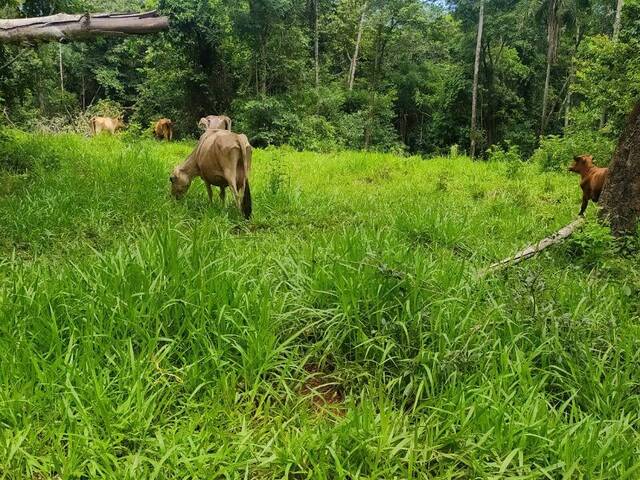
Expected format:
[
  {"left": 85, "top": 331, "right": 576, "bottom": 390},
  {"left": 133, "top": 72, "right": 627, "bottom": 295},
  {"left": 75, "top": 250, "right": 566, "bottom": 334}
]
[{"left": 1, "top": 131, "right": 639, "bottom": 479}]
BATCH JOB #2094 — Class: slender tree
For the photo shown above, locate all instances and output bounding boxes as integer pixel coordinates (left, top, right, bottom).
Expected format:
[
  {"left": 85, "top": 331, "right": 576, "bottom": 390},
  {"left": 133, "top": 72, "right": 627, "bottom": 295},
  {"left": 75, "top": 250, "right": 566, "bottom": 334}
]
[
  {"left": 540, "top": 0, "right": 559, "bottom": 136},
  {"left": 58, "top": 42, "right": 64, "bottom": 92},
  {"left": 348, "top": 1, "right": 368, "bottom": 91},
  {"left": 470, "top": 0, "right": 484, "bottom": 158},
  {"left": 315, "top": 0, "right": 320, "bottom": 87},
  {"left": 613, "top": 0, "right": 623, "bottom": 40}
]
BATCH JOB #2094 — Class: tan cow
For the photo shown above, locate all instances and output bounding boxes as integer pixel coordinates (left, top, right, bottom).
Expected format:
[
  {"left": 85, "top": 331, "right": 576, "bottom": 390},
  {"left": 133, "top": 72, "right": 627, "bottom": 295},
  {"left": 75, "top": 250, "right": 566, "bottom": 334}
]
[
  {"left": 170, "top": 129, "right": 252, "bottom": 218},
  {"left": 198, "top": 115, "right": 232, "bottom": 131},
  {"left": 154, "top": 118, "right": 173, "bottom": 141},
  {"left": 90, "top": 116, "right": 124, "bottom": 135}
]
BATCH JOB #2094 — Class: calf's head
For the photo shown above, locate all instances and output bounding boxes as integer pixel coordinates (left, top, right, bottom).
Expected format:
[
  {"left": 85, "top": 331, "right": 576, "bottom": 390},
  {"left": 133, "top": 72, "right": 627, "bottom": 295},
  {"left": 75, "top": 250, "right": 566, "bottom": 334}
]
[
  {"left": 568, "top": 154, "right": 594, "bottom": 174},
  {"left": 169, "top": 167, "right": 192, "bottom": 199}
]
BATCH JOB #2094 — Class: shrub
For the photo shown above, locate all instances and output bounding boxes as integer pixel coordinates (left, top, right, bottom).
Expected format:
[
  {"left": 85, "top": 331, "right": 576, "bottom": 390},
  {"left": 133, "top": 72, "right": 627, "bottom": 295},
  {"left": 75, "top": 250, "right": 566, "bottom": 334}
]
[
  {"left": 486, "top": 142, "right": 523, "bottom": 163},
  {"left": 86, "top": 99, "right": 125, "bottom": 120},
  {"left": 531, "top": 131, "right": 615, "bottom": 172}
]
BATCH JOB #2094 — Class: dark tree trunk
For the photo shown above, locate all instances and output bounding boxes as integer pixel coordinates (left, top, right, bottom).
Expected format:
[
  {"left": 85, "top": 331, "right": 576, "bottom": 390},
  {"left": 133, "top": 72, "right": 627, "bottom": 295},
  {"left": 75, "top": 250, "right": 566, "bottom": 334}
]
[
  {"left": 314, "top": 0, "right": 319, "bottom": 88},
  {"left": 600, "top": 102, "right": 640, "bottom": 236}
]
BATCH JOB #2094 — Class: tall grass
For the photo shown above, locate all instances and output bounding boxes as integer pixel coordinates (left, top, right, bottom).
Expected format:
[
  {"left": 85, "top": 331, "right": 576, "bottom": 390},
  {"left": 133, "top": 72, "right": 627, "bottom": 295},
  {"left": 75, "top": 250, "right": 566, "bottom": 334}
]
[{"left": 1, "top": 132, "right": 639, "bottom": 478}]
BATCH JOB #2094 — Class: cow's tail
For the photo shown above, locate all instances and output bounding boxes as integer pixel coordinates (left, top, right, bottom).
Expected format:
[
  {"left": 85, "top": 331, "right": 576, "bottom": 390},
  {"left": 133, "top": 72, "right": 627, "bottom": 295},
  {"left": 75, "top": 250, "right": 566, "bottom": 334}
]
[
  {"left": 241, "top": 141, "right": 252, "bottom": 219},
  {"left": 242, "top": 180, "right": 252, "bottom": 219}
]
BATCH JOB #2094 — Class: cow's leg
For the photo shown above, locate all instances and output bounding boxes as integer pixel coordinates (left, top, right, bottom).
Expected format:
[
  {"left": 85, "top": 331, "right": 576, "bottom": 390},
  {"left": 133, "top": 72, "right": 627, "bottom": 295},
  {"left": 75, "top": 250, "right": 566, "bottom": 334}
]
[
  {"left": 219, "top": 186, "right": 226, "bottom": 204},
  {"left": 229, "top": 182, "right": 241, "bottom": 211},
  {"left": 206, "top": 183, "right": 213, "bottom": 204},
  {"left": 223, "top": 159, "right": 242, "bottom": 213}
]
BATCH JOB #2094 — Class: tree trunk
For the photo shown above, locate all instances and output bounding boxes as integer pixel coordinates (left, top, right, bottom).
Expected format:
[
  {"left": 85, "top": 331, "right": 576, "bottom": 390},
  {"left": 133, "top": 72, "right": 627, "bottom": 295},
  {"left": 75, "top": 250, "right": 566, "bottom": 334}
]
[
  {"left": 0, "top": 11, "right": 169, "bottom": 43},
  {"left": 613, "top": 0, "right": 624, "bottom": 41},
  {"left": 260, "top": 39, "right": 267, "bottom": 96},
  {"left": 599, "top": 102, "right": 640, "bottom": 237},
  {"left": 314, "top": 0, "right": 320, "bottom": 88},
  {"left": 348, "top": 1, "right": 367, "bottom": 91},
  {"left": 81, "top": 71, "right": 85, "bottom": 110},
  {"left": 470, "top": 0, "right": 484, "bottom": 158},
  {"left": 541, "top": 0, "right": 559, "bottom": 136},
  {"left": 564, "top": 88, "right": 571, "bottom": 130}
]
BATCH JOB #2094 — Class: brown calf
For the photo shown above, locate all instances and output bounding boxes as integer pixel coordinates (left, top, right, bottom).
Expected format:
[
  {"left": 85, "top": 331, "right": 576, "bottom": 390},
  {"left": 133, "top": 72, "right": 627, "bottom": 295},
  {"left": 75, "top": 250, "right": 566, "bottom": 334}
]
[
  {"left": 568, "top": 154, "right": 609, "bottom": 216},
  {"left": 154, "top": 118, "right": 173, "bottom": 141}
]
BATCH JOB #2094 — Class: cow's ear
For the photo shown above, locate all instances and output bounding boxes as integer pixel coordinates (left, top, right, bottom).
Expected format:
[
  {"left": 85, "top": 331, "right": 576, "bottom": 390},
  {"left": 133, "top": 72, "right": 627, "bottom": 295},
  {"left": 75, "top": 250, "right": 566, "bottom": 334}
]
[{"left": 170, "top": 175, "right": 177, "bottom": 183}]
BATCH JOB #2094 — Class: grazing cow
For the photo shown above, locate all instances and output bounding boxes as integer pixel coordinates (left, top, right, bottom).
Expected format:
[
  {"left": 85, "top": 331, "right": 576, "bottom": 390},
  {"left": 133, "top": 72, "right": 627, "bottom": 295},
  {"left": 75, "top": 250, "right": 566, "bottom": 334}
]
[
  {"left": 568, "top": 154, "right": 609, "bottom": 216},
  {"left": 154, "top": 118, "right": 173, "bottom": 141},
  {"left": 170, "top": 129, "right": 252, "bottom": 218},
  {"left": 90, "top": 116, "right": 124, "bottom": 135},
  {"left": 198, "top": 115, "right": 232, "bottom": 131}
]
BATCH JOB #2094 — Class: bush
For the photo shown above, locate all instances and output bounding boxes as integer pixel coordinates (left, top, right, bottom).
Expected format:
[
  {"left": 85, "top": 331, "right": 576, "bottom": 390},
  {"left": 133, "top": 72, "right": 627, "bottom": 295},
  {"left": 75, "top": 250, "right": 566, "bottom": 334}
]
[
  {"left": 86, "top": 99, "right": 125, "bottom": 120},
  {"left": 531, "top": 131, "right": 615, "bottom": 172},
  {"left": 486, "top": 142, "right": 523, "bottom": 163}
]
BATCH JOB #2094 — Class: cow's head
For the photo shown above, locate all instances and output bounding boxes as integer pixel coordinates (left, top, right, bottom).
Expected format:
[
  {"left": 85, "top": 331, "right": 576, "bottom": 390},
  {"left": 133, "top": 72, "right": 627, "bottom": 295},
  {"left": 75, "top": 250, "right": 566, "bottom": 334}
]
[
  {"left": 198, "top": 115, "right": 231, "bottom": 131},
  {"left": 169, "top": 166, "right": 192, "bottom": 199},
  {"left": 569, "top": 154, "right": 594, "bottom": 173},
  {"left": 115, "top": 116, "right": 125, "bottom": 131}
]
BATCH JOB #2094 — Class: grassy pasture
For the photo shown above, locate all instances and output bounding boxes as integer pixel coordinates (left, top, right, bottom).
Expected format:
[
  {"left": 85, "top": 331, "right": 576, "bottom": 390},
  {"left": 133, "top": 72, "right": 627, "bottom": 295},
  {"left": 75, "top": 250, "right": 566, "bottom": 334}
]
[{"left": 1, "top": 132, "right": 639, "bottom": 479}]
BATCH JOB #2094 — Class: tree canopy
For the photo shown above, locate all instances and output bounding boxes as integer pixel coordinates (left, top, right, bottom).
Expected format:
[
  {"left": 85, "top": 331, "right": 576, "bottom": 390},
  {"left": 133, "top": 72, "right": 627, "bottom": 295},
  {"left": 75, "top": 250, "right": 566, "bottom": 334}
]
[{"left": 0, "top": 0, "right": 638, "bottom": 155}]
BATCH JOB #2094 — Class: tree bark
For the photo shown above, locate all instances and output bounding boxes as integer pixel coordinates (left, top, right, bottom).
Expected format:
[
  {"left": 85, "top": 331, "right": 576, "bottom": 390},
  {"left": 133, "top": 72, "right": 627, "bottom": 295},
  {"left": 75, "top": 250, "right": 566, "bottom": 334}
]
[
  {"left": 348, "top": 1, "right": 367, "bottom": 91},
  {"left": 0, "top": 11, "right": 169, "bottom": 43},
  {"left": 541, "top": 0, "right": 559, "bottom": 136},
  {"left": 470, "top": 0, "right": 484, "bottom": 158},
  {"left": 613, "top": 0, "right": 624, "bottom": 41},
  {"left": 599, "top": 102, "right": 640, "bottom": 237}
]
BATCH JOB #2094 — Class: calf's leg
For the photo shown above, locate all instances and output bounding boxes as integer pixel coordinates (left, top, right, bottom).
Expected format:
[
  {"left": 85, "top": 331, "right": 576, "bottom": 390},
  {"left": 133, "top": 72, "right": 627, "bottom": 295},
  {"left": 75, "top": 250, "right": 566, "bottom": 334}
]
[{"left": 579, "top": 191, "right": 589, "bottom": 216}]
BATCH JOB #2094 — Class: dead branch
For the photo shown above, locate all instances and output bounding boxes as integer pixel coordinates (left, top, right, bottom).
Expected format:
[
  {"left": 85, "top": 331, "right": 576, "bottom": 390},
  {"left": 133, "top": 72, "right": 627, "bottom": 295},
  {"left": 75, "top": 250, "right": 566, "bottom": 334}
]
[
  {"left": 0, "top": 11, "right": 169, "bottom": 43},
  {"left": 478, "top": 217, "right": 585, "bottom": 277}
]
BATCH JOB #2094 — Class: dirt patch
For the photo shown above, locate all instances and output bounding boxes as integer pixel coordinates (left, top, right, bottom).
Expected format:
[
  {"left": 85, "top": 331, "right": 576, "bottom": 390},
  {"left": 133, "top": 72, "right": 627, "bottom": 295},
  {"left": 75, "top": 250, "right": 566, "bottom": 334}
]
[{"left": 300, "top": 363, "right": 345, "bottom": 415}]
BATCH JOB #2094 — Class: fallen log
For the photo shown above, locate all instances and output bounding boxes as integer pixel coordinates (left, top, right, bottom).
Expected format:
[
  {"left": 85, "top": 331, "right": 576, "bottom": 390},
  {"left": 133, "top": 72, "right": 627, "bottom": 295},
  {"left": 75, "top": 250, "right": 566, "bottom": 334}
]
[
  {"left": 0, "top": 11, "right": 169, "bottom": 43},
  {"left": 478, "top": 217, "right": 585, "bottom": 277}
]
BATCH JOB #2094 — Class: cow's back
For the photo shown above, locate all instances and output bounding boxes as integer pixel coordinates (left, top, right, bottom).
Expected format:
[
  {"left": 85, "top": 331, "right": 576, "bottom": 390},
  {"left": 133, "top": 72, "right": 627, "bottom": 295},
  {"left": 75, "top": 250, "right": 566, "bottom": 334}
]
[
  {"left": 92, "top": 116, "right": 119, "bottom": 134},
  {"left": 194, "top": 130, "right": 246, "bottom": 183}
]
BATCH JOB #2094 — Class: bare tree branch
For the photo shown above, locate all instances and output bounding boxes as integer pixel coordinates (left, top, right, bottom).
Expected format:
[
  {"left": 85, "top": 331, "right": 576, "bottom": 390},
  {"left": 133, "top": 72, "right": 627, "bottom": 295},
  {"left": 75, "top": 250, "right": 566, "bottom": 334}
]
[
  {"left": 0, "top": 11, "right": 169, "bottom": 43},
  {"left": 478, "top": 217, "right": 585, "bottom": 277}
]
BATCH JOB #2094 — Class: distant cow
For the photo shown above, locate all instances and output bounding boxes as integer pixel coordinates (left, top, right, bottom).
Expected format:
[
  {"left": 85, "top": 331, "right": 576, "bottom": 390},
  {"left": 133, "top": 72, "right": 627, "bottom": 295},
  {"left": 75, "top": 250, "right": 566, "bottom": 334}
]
[
  {"left": 154, "top": 118, "right": 173, "bottom": 141},
  {"left": 170, "top": 129, "right": 252, "bottom": 218},
  {"left": 568, "top": 154, "right": 609, "bottom": 216},
  {"left": 198, "top": 115, "right": 232, "bottom": 131},
  {"left": 90, "top": 116, "right": 124, "bottom": 135}
]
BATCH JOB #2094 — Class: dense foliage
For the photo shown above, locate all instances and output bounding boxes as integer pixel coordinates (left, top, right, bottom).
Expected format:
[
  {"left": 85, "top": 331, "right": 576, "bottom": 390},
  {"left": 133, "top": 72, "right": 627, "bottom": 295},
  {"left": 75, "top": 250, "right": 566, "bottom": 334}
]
[
  {"left": 2, "top": 133, "right": 640, "bottom": 477},
  {"left": 0, "top": 0, "right": 637, "bottom": 157}
]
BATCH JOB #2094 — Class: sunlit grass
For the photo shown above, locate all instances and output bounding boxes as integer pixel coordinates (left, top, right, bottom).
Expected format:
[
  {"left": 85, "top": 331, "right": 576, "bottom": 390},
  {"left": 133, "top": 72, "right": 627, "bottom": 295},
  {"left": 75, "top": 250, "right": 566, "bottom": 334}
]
[{"left": 1, "top": 132, "right": 639, "bottom": 478}]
